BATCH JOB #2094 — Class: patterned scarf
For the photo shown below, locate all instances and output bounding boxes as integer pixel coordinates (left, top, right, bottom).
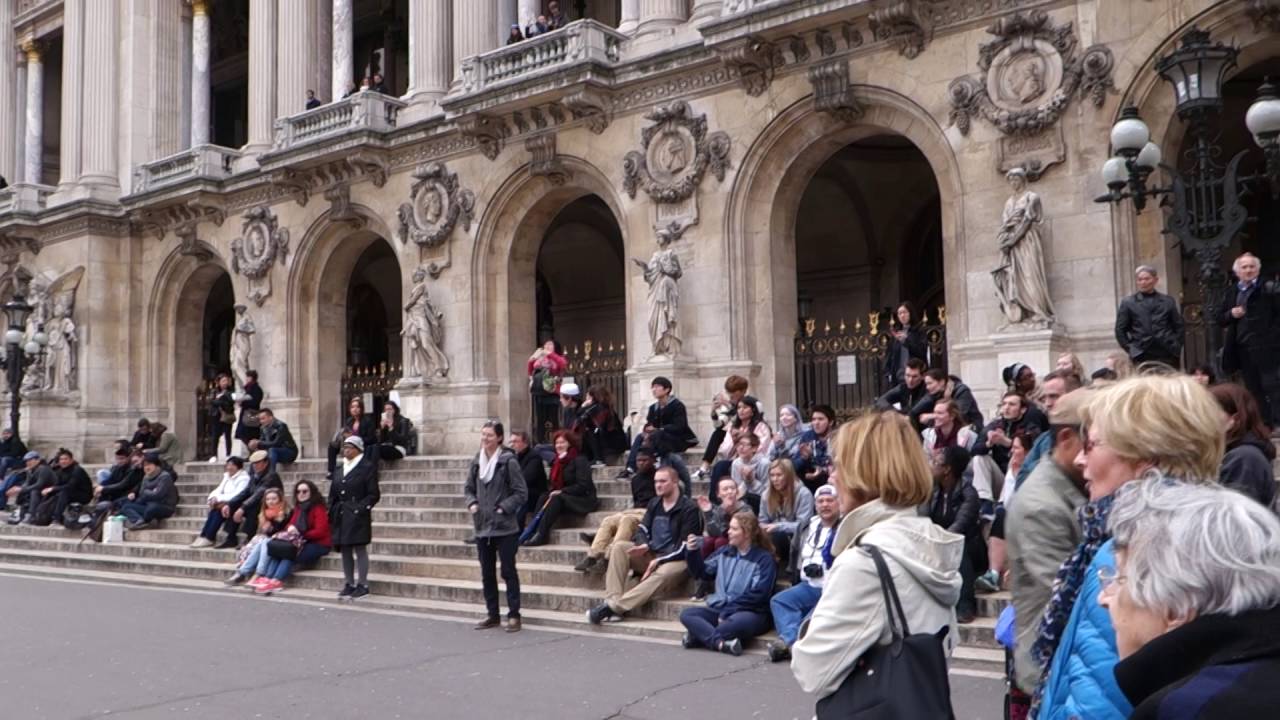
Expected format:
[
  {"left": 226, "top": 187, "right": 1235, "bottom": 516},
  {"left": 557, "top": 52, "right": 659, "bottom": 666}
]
[{"left": 1027, "top": 493, "right": 1116, "bottom": 715}]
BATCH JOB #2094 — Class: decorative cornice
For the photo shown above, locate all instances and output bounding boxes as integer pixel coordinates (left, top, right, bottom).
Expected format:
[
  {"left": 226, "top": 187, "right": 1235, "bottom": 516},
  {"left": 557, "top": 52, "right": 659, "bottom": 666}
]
[
  {"left": 525, "top": 134, "right": 572, "bottom": 186},
  {"left": 457, "top": 114, "right": 509, "bottom": 162},
  {"left": 808, "top": 60, "right": 864, "bottom": 123},
  {"left": 868, "top": 0, "right": 931, "bottom": 60}
]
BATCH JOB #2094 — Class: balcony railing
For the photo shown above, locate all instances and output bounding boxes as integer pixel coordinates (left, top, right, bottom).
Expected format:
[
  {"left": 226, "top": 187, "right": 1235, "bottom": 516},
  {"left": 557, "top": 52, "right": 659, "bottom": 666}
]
[
  {"left": 272, "top": 91, "right": 406, "bottom": 153},
  {"left": 455, "top": 20, "right": 626, "bottom": 97},
  {"left": 132, "top": 144, "right": 241, "bottom": 195},
  {"left": 0, "top": 183, "right": 55, "bottom": 215}
]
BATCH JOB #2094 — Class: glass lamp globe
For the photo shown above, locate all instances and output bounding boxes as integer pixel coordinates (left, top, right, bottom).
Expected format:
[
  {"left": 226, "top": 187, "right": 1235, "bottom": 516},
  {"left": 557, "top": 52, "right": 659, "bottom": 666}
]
[
  {"left": 4, "top": 329, "right": 23, "bottom": 346},
  {"left": 1111, "top": 108, "right": 1150, "bottom": 155},
  {"left": 1246, "top": 79, "right": 1280, "bottom": 144},
  {"left": 33, "top": 330, "right": 47, "bottom": 346},
  {"left": 1102, "top": 157, "right": 1128, "bottom": 189},
  {"left": 24, "top": 341, "right": 39, "bottom": 356},
  {"left": 1135, "top": 142, "right": 1162, "bottom": 171}
]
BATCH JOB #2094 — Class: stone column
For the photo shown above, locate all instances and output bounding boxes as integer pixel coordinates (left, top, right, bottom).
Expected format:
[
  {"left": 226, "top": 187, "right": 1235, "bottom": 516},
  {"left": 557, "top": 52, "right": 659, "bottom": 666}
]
[
  {"left": 152, "top": 0, "right": 186, "bottom": 159},
  {"left": 618, "top": 0, "right": 640, "bottom": 34},
  {"left": 407, "top": 0, "right": 451, "bottom": 104},
  {"left": 58, "top": 0, "right": 85, "bottom": 188},
  {"left": 190, "top": 0, "right": 212, "bottom": 146},
  {"left": 0, "top": 1, "right": 15, "bottom": 185},
  {"left": 245, "top": 0, "right": 278, "bottom": 154},
  {"left": 278, "top": 0, "right": 332, "bottom": 116},
  {"left": 20, "top": 40, "right": 41, "bottom": 185},
  {"left": 637, "top": 0, "right": 686, "bottom": 36},
  {"left": 452, "top": 0, "right": 499, "bottom": 85},
  {"left": 497, "top": 0, "right": 516, "bottom": 45},
  {"left": 690, "top": 0, "right": 722, "bottom": 25},
  {"left": 79, "top": 1, "right": 119, "bottom": 189},
  {"left": 518, "top": 0, "right": 539, "bottom": 31},
  {"left": 332, "top": 0, "right": 352, "bottom": 100}
]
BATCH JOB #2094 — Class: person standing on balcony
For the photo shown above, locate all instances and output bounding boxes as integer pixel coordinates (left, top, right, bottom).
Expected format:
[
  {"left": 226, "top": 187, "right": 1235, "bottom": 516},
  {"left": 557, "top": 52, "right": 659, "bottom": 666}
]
[
  {"left": 1114, "top": 265, "right": 1184, "bottom": 369},
  {"left": 546, "top": 1, "right": 568, "bottom": 29},
  {"left": 506, "top": 24, "right": 525, "bottom": 45},
  {"left": 305, "top": 90, "right": 321, "bottom": 110}
]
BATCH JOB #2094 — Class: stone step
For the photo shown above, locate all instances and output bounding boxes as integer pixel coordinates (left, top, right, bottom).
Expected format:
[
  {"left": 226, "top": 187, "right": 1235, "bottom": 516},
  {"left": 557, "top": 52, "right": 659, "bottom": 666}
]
[{"left": 173, "top": 474, "right": 694, "bottom": 497}]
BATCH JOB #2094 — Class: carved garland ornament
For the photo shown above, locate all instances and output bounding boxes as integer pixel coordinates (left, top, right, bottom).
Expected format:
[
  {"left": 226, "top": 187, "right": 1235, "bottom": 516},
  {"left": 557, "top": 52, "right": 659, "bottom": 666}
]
[
  {"left": 397, "top": 162, "right": 476, "bottom": 249},
  {"left": 947, "top": 10, "right": 1115, "bottom": 137},
  {"left": 622, "top": 101, "right": 732, "bottom": 203},
  {"left": 231, "top": 206, "right": 290, "bottom": 306}
]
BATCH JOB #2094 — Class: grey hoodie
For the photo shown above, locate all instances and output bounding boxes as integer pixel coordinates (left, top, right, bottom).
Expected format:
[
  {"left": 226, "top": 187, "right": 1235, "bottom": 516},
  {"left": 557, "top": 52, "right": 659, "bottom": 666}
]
[{"left": 790, "top": 499, "right": 963, "bottom": 699}]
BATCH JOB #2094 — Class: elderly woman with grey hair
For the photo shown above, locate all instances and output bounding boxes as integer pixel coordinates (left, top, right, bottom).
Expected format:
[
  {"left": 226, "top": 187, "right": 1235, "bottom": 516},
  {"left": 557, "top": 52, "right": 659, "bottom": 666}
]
[{"left": 1101, "top": 478, "right": 1280, "bottom": 719}]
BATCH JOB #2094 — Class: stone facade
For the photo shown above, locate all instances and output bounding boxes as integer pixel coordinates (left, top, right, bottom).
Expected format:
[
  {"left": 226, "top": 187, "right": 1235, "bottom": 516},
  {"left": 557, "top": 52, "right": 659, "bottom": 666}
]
[{"left": 0, "top": 0, "right": 1275, "bottom": 458}]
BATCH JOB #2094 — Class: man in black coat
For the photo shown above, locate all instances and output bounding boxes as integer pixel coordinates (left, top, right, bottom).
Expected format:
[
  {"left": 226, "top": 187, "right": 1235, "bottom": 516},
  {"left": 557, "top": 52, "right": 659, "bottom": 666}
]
[
  {"left": 228, "top": 450, "right": 283, "bottom": 544},
  {"left": 874, "top": 358, "right": 929, "bottom": 422},
  {"left": 249, "top": 408, "right": 298, "bottom": 472},
  {"left": 1115, "top": 265, "right": 1184, "bottom": 368},
  {"left": 619, "top": 377, "right": 696, "bottom": 494},
  {"left": 0, "top": 427, "right": 27, "bottom": 478},
  {"left": 1220, "top": 253, "right": 1280, "bottom": 426},
  {"left": 41, "top": 448, "right": 93, "bottom": 527},
  {"left": 6, "top": 452, "right": 57, "bottom": 523}
]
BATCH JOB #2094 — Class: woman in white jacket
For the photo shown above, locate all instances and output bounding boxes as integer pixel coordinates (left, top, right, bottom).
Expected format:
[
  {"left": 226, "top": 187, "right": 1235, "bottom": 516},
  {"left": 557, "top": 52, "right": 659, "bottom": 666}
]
[
  {"left": 190, "top": 456, "right": 251, "bottom": 549},
  {"left": 791, "top": 411, "right": 963, "bottom": 700}
]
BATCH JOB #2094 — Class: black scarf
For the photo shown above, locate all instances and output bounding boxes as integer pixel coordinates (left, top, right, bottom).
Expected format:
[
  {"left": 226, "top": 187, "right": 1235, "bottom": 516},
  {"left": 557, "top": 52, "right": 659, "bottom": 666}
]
[{"left": 293, "top": 499, "right": 314, "bottom": 534}]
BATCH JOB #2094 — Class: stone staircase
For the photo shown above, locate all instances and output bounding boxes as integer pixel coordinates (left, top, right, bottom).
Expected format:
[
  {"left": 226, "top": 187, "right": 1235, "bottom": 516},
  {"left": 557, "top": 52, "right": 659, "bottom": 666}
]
[{"left": 0, "top": 456, "right": 1007, "bottom": 669}]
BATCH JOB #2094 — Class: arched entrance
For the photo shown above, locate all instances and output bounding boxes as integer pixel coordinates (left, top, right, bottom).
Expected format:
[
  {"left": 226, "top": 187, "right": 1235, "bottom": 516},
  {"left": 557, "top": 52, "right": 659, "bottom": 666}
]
[
  {"left": 172, "top": 264, "right": 235, "bottom": 461},
  {"left": 531, "top": 193, "right": 627, "bottom": 439}
]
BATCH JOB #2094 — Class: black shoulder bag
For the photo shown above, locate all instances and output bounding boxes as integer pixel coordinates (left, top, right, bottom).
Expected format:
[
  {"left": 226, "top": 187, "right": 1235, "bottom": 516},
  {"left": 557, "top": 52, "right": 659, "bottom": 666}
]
[{"left": 815, "top": 544, "right": 955, "bottom": 720}]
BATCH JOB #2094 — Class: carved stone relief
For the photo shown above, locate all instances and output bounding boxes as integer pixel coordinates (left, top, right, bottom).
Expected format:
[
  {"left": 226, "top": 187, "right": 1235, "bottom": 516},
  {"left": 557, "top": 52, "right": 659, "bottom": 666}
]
[
  {"left": 397, "top": 162, "right": 476, "bottom": 249},
  {"left": 402, "top": 266, "right": 449, "bottom": 380},
  {"left": 526, "top": 134, "right": 571, "bottom": 186},
  {"left": 718, "top": 36, "right": 783, "bottom": 97},
  {"left": 325, "top": 185, "right": 366, "bottom": 230},
  {"left": 18, "top": 266, "right": 84, "bottom": 397},
  {"left": 869, "top": 0, "right": 931, "bottom": 59},
  {"left": 561, "top": 88, "right": 611, "bottom": 135},
  {"left": 809, "top": 60, "right": 864, "bottom": 124},
  {"left": 622, "top": 101, "right": 732, "bottom": 204},
  {"left": 230, "top": 304, "right": 255, "bottom": 392},
  {"left": 1247, "top": 0, "right": 1280, "bottom": 33},
  {"left": 231, "top": 206, "right": 290, "bottom": 307},
  {"left": 458, "top": 114, "right": 509, "bottom": 161},
  {"left": 948, "top": 10, "right": 1115, "bottom": 138},
  {"left": 175, "top": 224, "right": 214, "bottom": 262}
]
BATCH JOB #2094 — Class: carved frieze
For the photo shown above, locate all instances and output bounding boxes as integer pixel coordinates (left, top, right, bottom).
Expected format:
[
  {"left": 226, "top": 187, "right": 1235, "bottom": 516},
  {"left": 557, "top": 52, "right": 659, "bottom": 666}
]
[
  {"left": 397, "top": 162, "right": 476, "bottom": 249},
  {"left": 232, "top": 206, "right": 290, "bottom": 306},
  {"left": 561, "top": 88, "right": 611, "bottom": 135},
  {"left": 526, "top": 134, "right": 571, "bottom": 186},
  {"left": 869, "top": 0, "right": 930, "bottom": 60},
  {"left": 809, "top": 60, "right": 864, "bottom": 124},
  {"left": 457, "top": 114, "right": 508, "bottom": 162},
  {"left": 948, "top": 10, "right": 1115, "bottom": 137},
  {"left": 622, "top": 101, "right": 732, "bottom": 204}
]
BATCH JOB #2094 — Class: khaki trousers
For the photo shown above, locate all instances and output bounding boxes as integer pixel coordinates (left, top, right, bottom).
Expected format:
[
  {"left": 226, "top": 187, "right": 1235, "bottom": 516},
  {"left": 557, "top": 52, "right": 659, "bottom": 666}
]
[
  {"left": 588, "top": 508, "right": 646, "bottom": 558},
  {"left": 604, "top": 540, "right": 688, "bottom": 615}
]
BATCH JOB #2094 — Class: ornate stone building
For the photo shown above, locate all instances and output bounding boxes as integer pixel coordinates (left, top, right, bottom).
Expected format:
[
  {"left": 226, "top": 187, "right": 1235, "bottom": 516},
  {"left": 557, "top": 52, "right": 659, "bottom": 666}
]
[{"left": 0, "top": 0, "right": 1275, "bottom": 458}]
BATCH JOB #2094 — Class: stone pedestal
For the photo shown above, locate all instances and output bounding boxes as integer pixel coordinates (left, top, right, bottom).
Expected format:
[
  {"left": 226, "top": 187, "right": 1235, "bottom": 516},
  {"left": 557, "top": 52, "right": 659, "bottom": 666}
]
[
  {"left": 952, "top": 326, "right": 1073, "bottom": 415},
  {"left": 395, "top": 379, "right": 499, "bottom": 456}
]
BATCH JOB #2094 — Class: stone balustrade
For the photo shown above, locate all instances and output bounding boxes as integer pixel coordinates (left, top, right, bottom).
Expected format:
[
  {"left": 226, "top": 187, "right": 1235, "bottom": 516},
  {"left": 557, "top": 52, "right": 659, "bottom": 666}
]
[
  {"left": 271, "top": 91, "right": 407, "bottom": 152},
  {"left": 0, "top": 183, "right": 54, "bottom": 215},
  {"left": 454, "top": 20, "right": 626, "bottom": 98},
  {"left": 131, "top": 144, "right": 241, "bottom": 195}
]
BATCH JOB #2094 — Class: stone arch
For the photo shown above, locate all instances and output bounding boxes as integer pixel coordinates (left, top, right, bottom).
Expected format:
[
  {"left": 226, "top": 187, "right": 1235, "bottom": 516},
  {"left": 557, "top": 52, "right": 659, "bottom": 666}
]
[
  {"left": 145, "top": 241, "right": 233, "bottom": 460},
  {"left": 470, "top": 156, "right": 631, "bottom": 432},
  {"left": 725, "top": 87, "right": 964, "bottom": 412},
  {"left": 1108, "top": 0, "right": 1274, "bottom": 296},
  {"left": 285, "top": 204, "right": 401, "bottom": 452}
]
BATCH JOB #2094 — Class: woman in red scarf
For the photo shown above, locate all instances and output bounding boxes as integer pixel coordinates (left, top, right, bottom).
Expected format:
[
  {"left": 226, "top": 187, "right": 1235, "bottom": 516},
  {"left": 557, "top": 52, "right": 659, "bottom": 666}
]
[{"left": 521, "top": 430, "right": 597, "bottom": 546}]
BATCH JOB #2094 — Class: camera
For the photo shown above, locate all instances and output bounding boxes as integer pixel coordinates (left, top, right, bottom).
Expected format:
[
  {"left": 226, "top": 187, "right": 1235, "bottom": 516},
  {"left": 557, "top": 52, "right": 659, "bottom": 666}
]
[{"left": 802, "top": 563, "right": 825, "bottom": 579}]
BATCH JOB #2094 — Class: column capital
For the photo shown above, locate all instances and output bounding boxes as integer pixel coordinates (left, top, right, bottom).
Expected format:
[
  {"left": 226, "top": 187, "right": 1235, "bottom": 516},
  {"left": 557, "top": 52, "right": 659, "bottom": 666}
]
[
  {"left": 20, "top": 38, "right": 42, "bottom": 63},
  {"left": 190, "top": 0, "right": 212, "bottom": 17}
]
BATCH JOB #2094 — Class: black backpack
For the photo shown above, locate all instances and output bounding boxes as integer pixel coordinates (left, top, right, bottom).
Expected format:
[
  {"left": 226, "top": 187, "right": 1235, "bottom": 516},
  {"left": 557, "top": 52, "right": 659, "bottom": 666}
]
[{"left": 815, "top": 544, "right": 955, "bottom": 720}]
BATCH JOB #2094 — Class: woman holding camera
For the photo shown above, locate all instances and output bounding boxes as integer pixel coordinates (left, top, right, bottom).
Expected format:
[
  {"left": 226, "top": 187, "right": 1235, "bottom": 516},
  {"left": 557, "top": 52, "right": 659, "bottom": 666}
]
[{"left": 679, "top": 511, "right": 778, "bottom": 656}]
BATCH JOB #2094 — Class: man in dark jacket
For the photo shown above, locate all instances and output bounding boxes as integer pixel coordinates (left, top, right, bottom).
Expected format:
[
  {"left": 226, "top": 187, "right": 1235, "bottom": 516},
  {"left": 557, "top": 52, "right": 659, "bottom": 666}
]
[
  {"left": 39, "top": 448, "right": 93, "bottom": 527},
  {"left": 874, "top": 358, "right": 929, "bottom": 421},
  {"left": 5, "top": 452, "right": 56, "bottom": 523},
  {"left": 912, "top": 369, "right": 985, "bottom": 431},
  {"left": 1115, "top": 265, "right": 1184, "bottom": 368},
  {"left": 228, "top": 449, "right": 283, "bottom": 543},
  {"left": 249, "top": 408, "right": 298, "bottom": 472},
  {"left": 928, "top": 445, "right": 982, "bottom": 623},
  {"left": 587, "top": 466, "right": 703, "bottom": 624},
  {"left": 509, "top": 431, "right": 547, "bottom": 529},
  {"left": 619, "top": 377, "right": 696, "bottom": 489},
  {"left": 130, "top": 417, "right": 155, "bottom": 449},
  {"left": 0, "top": 427, "right": 27, "bottom": 478},
  {"left": 96, "top": 449, "right": 145, "bottom": 509},
  {"left": 1219, "top": 253, "right": 1280, "bottom": 425},
  {"left": 119, "top": 454, "right": 178, "bottom": 530}
]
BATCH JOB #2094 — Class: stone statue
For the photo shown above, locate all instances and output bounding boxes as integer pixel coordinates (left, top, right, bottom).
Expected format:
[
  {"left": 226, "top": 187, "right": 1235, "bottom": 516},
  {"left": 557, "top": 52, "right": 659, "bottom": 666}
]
[
  {"left": 402, "top": 267, "right": 449, "bottom": 379},
  {"left": 991, "top": 168, "right": 1056, "bottom": 327},
  {"left": 23, "top": 266, "right": 84, "bottom": 395},
  {"left": 230, "top": 305, "right": 255, "bottom": 391},
  {"left": 44, "top": 296, "right": 78, "bottom": 394},
  {"left": 632, "top": 237, "right": 683, "bottom": 357}
]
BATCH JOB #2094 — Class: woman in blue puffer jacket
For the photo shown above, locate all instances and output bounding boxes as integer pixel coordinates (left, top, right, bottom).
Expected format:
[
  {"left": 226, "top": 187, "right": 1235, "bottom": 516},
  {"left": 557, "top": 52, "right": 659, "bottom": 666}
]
[{"left": 1028, "top": 376, "right": 1223, "bottom": 720}]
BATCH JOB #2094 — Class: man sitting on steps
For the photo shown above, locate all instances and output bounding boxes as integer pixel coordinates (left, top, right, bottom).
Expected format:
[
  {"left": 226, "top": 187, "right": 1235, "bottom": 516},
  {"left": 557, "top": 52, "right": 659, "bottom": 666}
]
[
  {"left": 227, "top": 450, "right": 284, "bottom": 545},
  {"left": 5, "top": 451, "right": 55, "bottom": 523},
  {"left": 587, "top": 466, "right": 702, "bottom": 624},
  {"left": 574, "top": 447, "right": 657, "bottom": 574},
  {"left": 249, "top": 408, "right": 298, "bottom": 474}
]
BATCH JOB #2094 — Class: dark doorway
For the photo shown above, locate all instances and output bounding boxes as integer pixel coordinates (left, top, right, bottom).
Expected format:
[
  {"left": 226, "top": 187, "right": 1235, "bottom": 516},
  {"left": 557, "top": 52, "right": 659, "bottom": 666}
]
[{"left": 346, "top": 239, "right": 402, "bottom": 370}]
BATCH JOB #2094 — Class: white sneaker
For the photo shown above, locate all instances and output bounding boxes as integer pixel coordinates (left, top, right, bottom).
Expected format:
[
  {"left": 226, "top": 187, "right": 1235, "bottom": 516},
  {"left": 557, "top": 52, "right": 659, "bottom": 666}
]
[
  {"left": 208, "top": 456, "right": 219, "bottom": 463},
  {"left": 190, "top": 537, "right": 214, "bottom": 548}
]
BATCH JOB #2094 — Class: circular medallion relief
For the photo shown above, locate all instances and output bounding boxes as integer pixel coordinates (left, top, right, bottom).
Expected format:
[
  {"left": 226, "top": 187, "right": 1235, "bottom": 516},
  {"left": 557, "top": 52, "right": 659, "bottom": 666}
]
[{"left": 987, "top": 39, "right": 1063, "bottom": 113}]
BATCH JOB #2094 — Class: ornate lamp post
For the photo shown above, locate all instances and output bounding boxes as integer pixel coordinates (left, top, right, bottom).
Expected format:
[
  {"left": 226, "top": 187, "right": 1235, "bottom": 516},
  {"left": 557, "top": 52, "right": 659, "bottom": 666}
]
[
  {"left": 3, "top": 293, "right": 47, "bottom": 442},
  {"left": 1095, "top": 28, "right": 1280, "bottom": 366}
]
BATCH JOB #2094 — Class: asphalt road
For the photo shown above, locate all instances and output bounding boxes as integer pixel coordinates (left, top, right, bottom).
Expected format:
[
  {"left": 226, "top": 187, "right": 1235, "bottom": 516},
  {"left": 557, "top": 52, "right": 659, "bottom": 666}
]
[{"left": 0, "top": 574, "right": 1004, "bottom": 719}]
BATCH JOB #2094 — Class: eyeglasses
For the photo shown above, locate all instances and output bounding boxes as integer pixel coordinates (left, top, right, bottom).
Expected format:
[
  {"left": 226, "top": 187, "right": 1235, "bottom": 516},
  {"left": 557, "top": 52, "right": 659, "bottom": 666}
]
[
  {"left": 1097, "top": 565, "right": 1127, "bottom": 592},
  {"left": 297, "top": 489, "right": 311, "bottom": 496}
]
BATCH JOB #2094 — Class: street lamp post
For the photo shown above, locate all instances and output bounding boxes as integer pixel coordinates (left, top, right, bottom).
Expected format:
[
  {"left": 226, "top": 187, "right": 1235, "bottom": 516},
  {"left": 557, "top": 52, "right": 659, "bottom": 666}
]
[
  {"left": 3, "top": 293, "right": 47, "bottom": 443},
  {"left": 1095, "top": 27, "right": 1280, "bottom": 367}
]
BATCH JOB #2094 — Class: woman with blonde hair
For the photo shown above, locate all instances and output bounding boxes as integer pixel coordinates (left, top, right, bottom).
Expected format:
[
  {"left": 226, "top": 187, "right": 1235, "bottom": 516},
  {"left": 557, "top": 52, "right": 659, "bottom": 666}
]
[
  {"left": 1055, "top": 352, "right": 1086, "bottom": 383},
  {"left": 1032, "top": 373, "right": 1224, "bottom": 720},
  {"left": 759, "top": 459, "right": 814, "bottom": 572},
  {"left": 1104, "top": 350, "right": 1134, "bottom": 379},
  {"left": 791, "top": 411, "right": 964, "bottom": 700}
]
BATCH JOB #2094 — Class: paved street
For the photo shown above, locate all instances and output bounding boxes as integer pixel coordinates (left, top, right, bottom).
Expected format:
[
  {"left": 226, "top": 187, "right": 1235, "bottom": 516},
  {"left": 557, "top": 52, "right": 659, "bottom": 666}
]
[{"left": 0, "top": 574, "right": 1003, "bottom": 719}]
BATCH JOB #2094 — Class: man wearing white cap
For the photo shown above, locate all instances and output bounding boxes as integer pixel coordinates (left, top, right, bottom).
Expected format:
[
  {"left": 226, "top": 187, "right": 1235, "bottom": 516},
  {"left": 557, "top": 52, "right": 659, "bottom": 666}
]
[
  {"left": 533, "top": 382, "right": 583, "bottom": 462},
  {"left": 766, "top": 483, "right": 840, "bottom": 662}
]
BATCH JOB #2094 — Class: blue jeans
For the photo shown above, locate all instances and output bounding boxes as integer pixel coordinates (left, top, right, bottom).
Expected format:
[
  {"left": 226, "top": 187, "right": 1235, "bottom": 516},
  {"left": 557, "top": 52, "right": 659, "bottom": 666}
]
[
  {"left": 119, "top": 501, "right": 174, "bottom": 525},
  {"left": 237, "top": 538, "right": 275, "bottom": 577},
  {"left": 0, "top": 471, "right": 24, "bottom": 509},
  {"left": 770, "top": 582, "right": 823, "bottom": 646},
  {"left": 264, "top": 542, "right": 329, "bottom": 581},
  {"left": 200, "top": 507, "right": 234, "bottom": 541},
  {"left": 679, "top": 606, "right": 772, "bottom": 648},
  {"left": 267, "top": 446, "right": 298, "bottom": 474}
]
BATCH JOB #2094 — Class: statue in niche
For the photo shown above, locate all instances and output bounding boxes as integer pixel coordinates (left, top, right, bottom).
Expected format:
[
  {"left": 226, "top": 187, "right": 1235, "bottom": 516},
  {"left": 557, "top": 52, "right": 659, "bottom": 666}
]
[
  {"left": 402, "top": 267, "right": 449, "bottom": 379},
  {"left": 44, "top": 296, "right": 78, "bottom": 394},
  {"left": 22, "top": 266, "right": 84, "bottom": 395},
  {"left": 633, "top": 237, "right": 683, "bottom": 357},
  {"left": 991, "top": 168, "right": 1056, "bottom": 328},
  {"left": 230, "top": 305, "right": 255, "bottom": 391}
]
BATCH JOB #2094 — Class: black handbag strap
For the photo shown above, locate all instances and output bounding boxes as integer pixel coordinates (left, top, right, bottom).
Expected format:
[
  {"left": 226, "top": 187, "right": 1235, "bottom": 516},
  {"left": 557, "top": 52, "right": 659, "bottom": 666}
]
[{"left": 863, "top": 544, "right": 912, "bottom": 638}]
